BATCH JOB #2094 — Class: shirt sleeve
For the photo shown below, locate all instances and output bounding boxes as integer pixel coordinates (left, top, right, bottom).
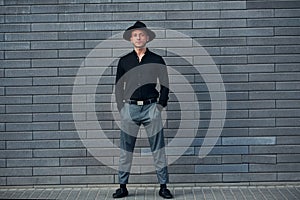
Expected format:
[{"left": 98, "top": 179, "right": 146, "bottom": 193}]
[
  {"left": 115, "top": 58, "right": 125, "bottom": 112},
  {"left": 158, "top": 57, "right": 169, "bottom": 107}
]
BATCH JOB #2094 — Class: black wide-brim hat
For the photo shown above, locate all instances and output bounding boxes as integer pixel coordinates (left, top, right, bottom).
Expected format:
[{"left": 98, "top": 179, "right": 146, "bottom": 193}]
[{"left": 123, "top": 21, "right": 156, "bottom": 42}]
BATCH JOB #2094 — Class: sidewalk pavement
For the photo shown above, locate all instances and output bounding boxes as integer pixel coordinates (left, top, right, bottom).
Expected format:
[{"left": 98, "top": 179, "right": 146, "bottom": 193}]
[{"left": 0, "top": 184, "right": 299, "bottom": 200}]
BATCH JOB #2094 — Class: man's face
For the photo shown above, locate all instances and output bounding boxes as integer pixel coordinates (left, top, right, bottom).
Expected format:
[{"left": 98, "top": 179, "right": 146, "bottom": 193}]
[{"left": 130, "top": 29, "right": 149, "bottom": 48}]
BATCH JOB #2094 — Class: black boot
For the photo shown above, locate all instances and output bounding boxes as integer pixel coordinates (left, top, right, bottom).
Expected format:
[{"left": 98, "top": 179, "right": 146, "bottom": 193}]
[
  {"left": 159, "top": 184, "right": 173, "bottom": 199},
  {"left": 113, "top": 184, "right": 128, "bottom": 198}
]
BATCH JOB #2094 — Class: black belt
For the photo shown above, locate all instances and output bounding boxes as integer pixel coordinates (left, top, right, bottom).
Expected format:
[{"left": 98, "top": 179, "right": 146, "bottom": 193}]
[{"left": 126, "top": 98, "right": 157, "bottom": 106}]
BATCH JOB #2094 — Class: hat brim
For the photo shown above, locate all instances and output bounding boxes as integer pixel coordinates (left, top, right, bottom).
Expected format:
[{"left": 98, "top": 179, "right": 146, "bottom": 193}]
[{"left": 123, "top": 27, "right": 156, "bottom": 42}]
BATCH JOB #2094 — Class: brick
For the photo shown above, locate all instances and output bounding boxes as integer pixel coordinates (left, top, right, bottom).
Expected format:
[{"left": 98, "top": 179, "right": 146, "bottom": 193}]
[
  {"left": 0, "top": 159, "right": 5, "bottom": 167},
  {"left": 277, "top": 136, "right": 300, "bottom": 145},
  {"left": 5, "top": 50, "right": 57, "bottom": 59},
  {"left": 0, "top": 42, "right": 30, "bottom": 50},
  {"left": 6, "top": 104, "right": 58, "bottom": 113},
  {"left": 248, "top": 46, "right": 275, "bottom": 54},
  {"left": 0, "top": 150, "right": 32, "bottom": 159},
  {"left": 224, "top": 119, "right": 275, "bottom": 128},
  {"left": 32, "top": 23, "right": 84, "bottom": 31},
  {"left": 5, "top": 68, "right": 57, "bottom": 77},
  {"left": 202, "top": 55, "right": 248, "bottom": 65},
  {"left": 195, "top": 164, "right": 248, "bottom": 173},
  {"left": 5, "top": 32, "right": 58, "bottom": 41},
  {"left": 6, "top": 122, "right": 58, "bottom": 132},
  {"left": 0, "top": 168, "right": 32, "bottom": 176},
  {"left": 248, "top": 18, "right": 300, "bottom": 27},
  {"left": 222, "top": 155, "right": 242, "bottom": 164},
  {"left": 250, "top": 127, "right": 300, "bottom": 136},
  {"left": 169, "top": 165, "right": 195, "bottom": 174},
  {"left": 250, "top": 109, "right": 300, "bottom": 118},
  {"left": 32, "top": 59, "right": 82, "bottom": 68},
  {"left": 33, "top": 149, "right": 86, "bottom": 158},
  {"left": 59, "top": 13, "right": 112, "bottom": 22},
  {"left": 87, "top": 166, "right": 117, "bottom": 174},
  {"left": 0, "top": 106, "right": 4, "bottom": 114},
  {"left": 61, "top": 175, "right": 113, "bottom": 184},
  {"left": 277, "top": 154, "right": 300, "bottom": 163},
  {"left": 276, "top": 45, "right": 300, "bottom": 54},
  {"left": 250, "top": 163, "right": 300, "bottom": 172},
  {"left": 225, "top": 82, "right": 275, "bottom": 91},
  {"left": 170, "top": 174, "right": 221, "bottom": 183},
  {"left": 192, "top": 138, "right": 222, "bottom": 146},
  {"left": 220, "top": 46, "right": 247, "bottom": 55},
  {"left": 60, "top": 85, "right": 112, "bottom": 95},
  {"left": 31, "top": 41, "right": 84, "bottom": 50},
  {"left": 31, "top": 4, "right": 84, "bottom": 13},
  {"left": 222, "top": 137, "right": 276, "bottom": 146},
  {"left": 33, "top": 113, "right": 81, "bottom": 122},
  {"left": 58, "top": 30, "right": 111, "bottom": 40},
  {"left": 0, "top": 78, "right": 31, "bottom": 86},
  {"left": 277, "top": 100, "right": 300, "bottom": 108},
  {"left": 246, "top": 0, "right": 300, "bottom": 9},
  {"left": 5, "top": 0, "right": 58, "bottom": 5},
  {"left": 7, "top": 158, "right": 59, "bottom": 167},
  {"left": 33, "top": 77, "right": 79, "bottom": 86},
  {"left": 195, "top": 1, "right": 246, "bottom": 10},
  {"left": 139, "top": 2, "right": 192, "bottom": 11},
  {"left": 61, "top": 139, "right": 115, "bottom": 149},
  {"left": 0, "top": 114, "right": 32, "bottom": 122},
  {"left": 221, "top": 9, "right": 274, "bottom": 19},
  {"left": 0, "top": 123, "right": 4, "bottom": 131},
  {"left": 33, "top": 131, "right": 80, "bottom": 140},
  {"left": 277, "top": 82, "right": 300, "bottom": 90},
  {"left": 164, "top": 20, "right": 193, "bottom": 29},
  {"left": 221, "top": 28, "right": 273, "bottom": 37},
  {"left": 1, "top": 60, "right": 31, "bottom": 69},
  {"left": 0, "top": 96, "right": 32, "bottom": 104},
  {"left": 275, "top": 9, "right": 300, "bottom": 17},
  {"left": 7, "top": 140, "right": 59, "bottom": 149},
  {"left": 194, "top": 19, "right": 246, "bottom": 28},
  {"left": 250, "top": 72, "right": 300, "bottom": 81},
  {"left": 60, "top": 157, "right": 107, "bottom": 166},
  {"left": 0, "top": 132, "right": 32, "bottom": 141},
  {"left": 221, "top": 64, "right": 274, "bottom": 73},
  {"left": 58, "top": 49, "right": 91, "bottom": 58},
  {"left": 250, "top": 145, "right": 300, "bottom": 154},
  {"left": 242, "top": 155, "right": 277, "bottom": 164},
  {"left": 6, "top": 86, "right": 58, "bottom": 95},
  {"left": 0, "top": 141, "right": 4, "bottom": 149},
  {"left": 0, "top": 5, "right": 30, "bottom": 14},
  {"left": 113, "top": 12, "right": 165, "bottom": 21},
  {"left": 7, "top": 176, "right": 60, "bottom": 186},
  {"left": 167, "top": 11, "right": 220, "bottom": 20},
  {"left": 223, "top": 173, "right": 276, "bottom": 182},
  {"left": 192, "top": 1, "right": 221, "bottom": 10},
  {"left": 275, "top": 27, "right": 300, "bottom": 36},
  {"left": 5, "top": 14, "right": 58, "bottom": 23},
  {"left": 33, "top": 167, "right": 86, "bottom": 175},
  {"left": 86, "top": 3, "right": 138, "bottom": 12},
  {"left": 196, "top": 146, "right": 249, "bottom": 155},
  {"left": 250, "top": 91, "right": 300, "bottom": 100},
  {"left": 278, "top": 173, "right": 300, "bottom": 181},
  {"left": 172, "top": 155, "right": 221, "bottom": 165},
  {"left": 247, "top": 36, "right": 300, "bottom": 45},
  {"left": 276, "top": 118, "right": 300, "bottom": 127},
  {"left": 0, "top": 24, "right": 30, "bottom": 33},
  {"left": 165, "top": 28, "right": 219, "bottom": 38},
  {"left": 248, "top": 55, "right": 299, "bottom": 63},
  {"left": 166, "top": 147, "right": 194, "bottom": 156},
  {"left": 33, "top": 95, "right": 80, "bottom": 104}
]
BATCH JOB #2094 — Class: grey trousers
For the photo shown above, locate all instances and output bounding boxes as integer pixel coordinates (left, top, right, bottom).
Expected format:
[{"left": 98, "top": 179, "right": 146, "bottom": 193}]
[{"left": 118, "top": 102, "right": 169, "bottom": 184}]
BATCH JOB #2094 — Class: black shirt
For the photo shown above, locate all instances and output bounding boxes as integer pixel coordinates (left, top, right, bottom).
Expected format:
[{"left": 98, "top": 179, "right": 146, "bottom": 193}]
[{"left": 115, "top": 48, "right": 169, "bottom": 111}]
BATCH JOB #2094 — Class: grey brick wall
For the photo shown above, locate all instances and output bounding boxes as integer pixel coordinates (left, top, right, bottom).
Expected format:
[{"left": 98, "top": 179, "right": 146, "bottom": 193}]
[{"left": 1, "top": 0, "right": 300, "bottom": 186}]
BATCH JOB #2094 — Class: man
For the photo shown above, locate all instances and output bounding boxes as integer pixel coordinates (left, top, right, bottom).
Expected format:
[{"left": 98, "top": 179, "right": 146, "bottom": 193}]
[{"left": 113, "top": 21, "right": 173, "bottom": 199}]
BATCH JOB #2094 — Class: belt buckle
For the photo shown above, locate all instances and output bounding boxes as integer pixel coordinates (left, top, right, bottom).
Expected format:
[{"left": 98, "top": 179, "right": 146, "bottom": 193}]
[{"left": 137, "top": 101, "right": 143, "bottom": 106}]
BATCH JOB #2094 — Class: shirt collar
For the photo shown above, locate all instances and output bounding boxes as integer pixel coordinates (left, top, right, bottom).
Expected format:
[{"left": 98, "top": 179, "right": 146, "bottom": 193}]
[{"left": 132, "top": 48, "right": 150, "bottom": 57}]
